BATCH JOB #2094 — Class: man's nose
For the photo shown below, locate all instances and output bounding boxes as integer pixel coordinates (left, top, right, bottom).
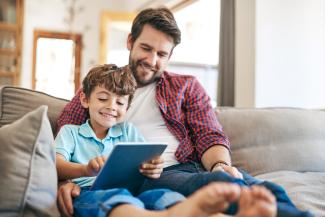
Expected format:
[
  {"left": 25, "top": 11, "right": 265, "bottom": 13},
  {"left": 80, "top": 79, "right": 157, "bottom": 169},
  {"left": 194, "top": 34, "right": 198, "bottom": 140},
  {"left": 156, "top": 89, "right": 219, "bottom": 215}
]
[{"left": 146, "top": 52, "right": 158, "bottom": 67}]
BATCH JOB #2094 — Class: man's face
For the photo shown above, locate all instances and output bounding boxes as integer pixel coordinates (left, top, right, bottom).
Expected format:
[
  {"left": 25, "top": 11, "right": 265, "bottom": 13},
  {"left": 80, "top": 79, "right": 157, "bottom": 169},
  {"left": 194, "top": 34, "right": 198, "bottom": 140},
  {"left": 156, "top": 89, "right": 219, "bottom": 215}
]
[{"left": 127, "top": 24, "right": 174, "bottom": 87}]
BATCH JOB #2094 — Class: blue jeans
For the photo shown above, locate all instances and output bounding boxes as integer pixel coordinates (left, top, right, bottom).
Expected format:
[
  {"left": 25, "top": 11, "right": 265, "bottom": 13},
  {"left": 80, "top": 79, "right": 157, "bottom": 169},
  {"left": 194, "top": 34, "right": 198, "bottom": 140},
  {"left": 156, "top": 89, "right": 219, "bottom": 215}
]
[
  {"left": 138, "top": 162, "right": 314, "bottom": 217},
  {"left": 73, "top": 188, "right": 185, "bottom": 217}
]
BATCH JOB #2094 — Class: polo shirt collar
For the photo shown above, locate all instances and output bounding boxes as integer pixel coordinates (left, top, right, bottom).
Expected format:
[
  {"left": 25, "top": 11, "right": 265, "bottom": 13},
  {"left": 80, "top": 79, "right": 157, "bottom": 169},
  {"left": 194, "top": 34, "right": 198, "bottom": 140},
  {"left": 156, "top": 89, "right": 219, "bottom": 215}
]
[{"left": 78, "top": 120, "right": 123, "bottom": 140}]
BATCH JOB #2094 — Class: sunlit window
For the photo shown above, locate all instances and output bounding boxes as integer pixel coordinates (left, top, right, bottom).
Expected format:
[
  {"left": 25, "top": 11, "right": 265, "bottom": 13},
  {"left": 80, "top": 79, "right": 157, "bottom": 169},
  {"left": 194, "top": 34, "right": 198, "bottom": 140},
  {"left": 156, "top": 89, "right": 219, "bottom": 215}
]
[
  {"left": 35, "top": 38, "right": 75, "bottom": 99},
  {"left": 168, "top": 0, "right": 220, "bottom": 107},
  {"left": 32, "top": 31, "right": 82, "bottom": 100},
  {"left": 105, "top": 21, "right": 132, "bottom": 66},
  {"left": 172, "top": 0, "right": 220, "bottom": 65}
]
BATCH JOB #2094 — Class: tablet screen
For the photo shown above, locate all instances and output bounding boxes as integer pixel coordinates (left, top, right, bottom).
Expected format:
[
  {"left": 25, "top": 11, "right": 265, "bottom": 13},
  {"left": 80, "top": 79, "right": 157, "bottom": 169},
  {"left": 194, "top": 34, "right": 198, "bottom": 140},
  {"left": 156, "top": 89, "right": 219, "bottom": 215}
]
[{"left": 91, "top": 142, "right": 167, "bottom": 193}]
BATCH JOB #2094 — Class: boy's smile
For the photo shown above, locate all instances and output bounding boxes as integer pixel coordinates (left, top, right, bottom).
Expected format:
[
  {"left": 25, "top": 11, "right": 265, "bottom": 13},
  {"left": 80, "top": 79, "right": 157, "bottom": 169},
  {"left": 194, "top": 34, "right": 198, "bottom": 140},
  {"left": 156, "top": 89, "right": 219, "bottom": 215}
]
[{"left": 80, "top": 86, "right": 129, "bottom": 138}]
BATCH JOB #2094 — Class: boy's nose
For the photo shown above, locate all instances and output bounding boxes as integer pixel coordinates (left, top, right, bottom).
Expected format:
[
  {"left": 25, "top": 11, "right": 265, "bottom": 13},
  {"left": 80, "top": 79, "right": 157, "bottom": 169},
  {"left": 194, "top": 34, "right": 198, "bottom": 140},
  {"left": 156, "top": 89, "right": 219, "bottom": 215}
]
[{"left": 105, "top": 100, "right": 116, "bottom": 110}]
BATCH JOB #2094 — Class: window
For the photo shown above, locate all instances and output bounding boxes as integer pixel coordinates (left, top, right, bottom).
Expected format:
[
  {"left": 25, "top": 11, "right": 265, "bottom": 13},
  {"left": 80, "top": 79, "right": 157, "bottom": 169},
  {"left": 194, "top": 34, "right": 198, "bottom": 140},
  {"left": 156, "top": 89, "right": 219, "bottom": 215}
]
[
  {"left": 99, "top": 12, "right": 135, "bottom": 65},
  {"left": 32, "top": 30, "right": 82, "bottom": 100},
  {"left": 168, "top": 0, "right": 220, "bottom": 107}
]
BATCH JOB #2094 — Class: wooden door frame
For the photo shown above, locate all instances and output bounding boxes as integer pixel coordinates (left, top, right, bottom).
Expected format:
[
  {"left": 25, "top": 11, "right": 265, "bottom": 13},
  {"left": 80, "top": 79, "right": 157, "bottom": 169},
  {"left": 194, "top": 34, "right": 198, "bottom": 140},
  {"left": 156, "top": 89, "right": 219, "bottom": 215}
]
[
  {"left": 32, "top": 30, "right": 82, "bottom": 91},
  {"left": 99, "top": 12, "right": 135, "bottom": 64}
]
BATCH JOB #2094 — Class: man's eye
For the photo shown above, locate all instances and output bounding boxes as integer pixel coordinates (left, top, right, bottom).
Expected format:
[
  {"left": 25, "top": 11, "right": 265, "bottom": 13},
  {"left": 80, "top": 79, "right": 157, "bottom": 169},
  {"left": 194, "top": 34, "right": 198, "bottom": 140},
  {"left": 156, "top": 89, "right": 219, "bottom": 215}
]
[
  {"left": 98, "top": 98, "right": 107, "bottom": 101},
  {"left": 158, "top": 53, "right": 167, "bottom": 58},
  {"left": 142, "top": 47, "right": 150, "bottom": 51}
]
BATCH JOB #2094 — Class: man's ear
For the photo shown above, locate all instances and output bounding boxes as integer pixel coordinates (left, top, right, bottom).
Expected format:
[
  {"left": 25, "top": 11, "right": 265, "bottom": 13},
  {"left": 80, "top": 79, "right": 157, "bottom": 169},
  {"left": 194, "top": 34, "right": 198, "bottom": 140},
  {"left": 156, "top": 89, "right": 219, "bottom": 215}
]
[
  {"left": 80, "top": 91, "right": 89, "bottom": 109},
  {"left": 168, "top": 48, "right": 174, "bottom": 60},
  {"left": 127, "top": 34, "right": 133, "bottom": 51}
]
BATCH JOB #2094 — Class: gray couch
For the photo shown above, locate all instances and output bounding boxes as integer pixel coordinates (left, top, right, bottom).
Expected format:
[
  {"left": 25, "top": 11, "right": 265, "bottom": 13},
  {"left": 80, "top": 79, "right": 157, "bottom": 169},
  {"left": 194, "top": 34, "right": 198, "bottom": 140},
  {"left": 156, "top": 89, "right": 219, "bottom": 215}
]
[{"left": 0, "top": 86, "right": 324, "bottom": 217}]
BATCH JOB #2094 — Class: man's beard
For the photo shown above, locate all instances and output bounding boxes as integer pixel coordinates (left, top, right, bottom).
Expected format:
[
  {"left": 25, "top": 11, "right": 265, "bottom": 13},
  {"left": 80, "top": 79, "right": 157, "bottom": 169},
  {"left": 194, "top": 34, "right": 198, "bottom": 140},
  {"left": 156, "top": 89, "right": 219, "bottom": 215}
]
[{"left": 129, "top": 59, "right": 161, "bottom": 87}]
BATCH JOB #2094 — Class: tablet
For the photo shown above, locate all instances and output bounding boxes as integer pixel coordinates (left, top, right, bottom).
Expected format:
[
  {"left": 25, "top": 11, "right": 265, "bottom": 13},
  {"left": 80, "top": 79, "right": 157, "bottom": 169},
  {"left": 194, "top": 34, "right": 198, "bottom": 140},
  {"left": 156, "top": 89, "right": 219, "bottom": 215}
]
[{"left": 91, "top": 142, "right": 167, "bottom": 192}]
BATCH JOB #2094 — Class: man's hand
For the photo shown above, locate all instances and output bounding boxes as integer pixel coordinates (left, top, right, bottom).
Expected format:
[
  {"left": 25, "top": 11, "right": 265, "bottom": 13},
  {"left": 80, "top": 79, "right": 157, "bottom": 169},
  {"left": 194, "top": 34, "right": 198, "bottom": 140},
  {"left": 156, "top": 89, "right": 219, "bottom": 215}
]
[
  {"left": 139, "top": 156, "right": 164, "bottom": 179},
  {"left": 57, "top": 181, "right": 80, "bottom": 217},
  {"left": 85, "top": 156, "right": 107, "bottom": 176},
  {"left": 211, "top": 164, "right": 243, "bottom": 179}
]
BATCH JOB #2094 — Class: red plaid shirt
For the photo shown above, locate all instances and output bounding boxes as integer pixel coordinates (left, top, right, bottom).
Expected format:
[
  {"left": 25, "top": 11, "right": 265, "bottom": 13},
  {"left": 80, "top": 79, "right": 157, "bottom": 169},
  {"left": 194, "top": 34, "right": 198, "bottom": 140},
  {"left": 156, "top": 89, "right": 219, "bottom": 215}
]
[{"left": 57, "top": 71, "right": 230, "bottom": 163}]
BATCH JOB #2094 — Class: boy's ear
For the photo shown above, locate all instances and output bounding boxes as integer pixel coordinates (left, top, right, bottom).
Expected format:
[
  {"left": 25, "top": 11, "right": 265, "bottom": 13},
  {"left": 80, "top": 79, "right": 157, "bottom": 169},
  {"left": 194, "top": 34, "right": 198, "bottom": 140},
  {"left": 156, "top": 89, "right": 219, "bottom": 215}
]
[{"left": 80, "top": 91, "right": 89, "bottom": 108}]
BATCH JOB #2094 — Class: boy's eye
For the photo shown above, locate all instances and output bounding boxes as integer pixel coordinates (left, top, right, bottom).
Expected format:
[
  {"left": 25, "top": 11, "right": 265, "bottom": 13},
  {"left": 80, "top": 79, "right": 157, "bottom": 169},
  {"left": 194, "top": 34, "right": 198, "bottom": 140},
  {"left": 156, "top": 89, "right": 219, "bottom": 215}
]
[{"left": 117, "top": 101, "right": 124, "bottom": 106}]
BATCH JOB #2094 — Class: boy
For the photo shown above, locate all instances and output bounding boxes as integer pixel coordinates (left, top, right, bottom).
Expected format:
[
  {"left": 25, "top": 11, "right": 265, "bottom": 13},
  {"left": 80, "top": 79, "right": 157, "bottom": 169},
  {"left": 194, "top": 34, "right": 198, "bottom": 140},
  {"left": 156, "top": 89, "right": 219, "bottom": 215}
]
[{"left": 55, "top": 64, "right": 276, "bottom": 217}]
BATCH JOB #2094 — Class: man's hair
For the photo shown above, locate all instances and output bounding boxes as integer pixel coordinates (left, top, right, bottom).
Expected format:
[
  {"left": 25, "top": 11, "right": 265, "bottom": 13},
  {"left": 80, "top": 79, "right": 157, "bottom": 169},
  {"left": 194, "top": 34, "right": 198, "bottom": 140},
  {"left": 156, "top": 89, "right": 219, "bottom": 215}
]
[
  {"left": 131, "top": 7, "right": 181, "bottom": 46},
  {"left": 82, "top": 64, "right": 137, "bottom": 107}
]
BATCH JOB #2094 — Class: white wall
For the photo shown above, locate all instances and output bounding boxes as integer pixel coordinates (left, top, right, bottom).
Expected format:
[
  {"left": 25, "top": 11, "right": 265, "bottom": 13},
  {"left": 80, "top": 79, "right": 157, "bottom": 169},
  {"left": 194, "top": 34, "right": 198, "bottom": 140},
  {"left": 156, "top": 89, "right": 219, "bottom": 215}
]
[
  {"left": 255, "top": 0, "right": 325, "bottom": 108},
  {"left": 22, "top": 0, "right": 130, "bottom": 89},
  {"left": 236, "top": 0, "right": 325, "bottom": 108}
]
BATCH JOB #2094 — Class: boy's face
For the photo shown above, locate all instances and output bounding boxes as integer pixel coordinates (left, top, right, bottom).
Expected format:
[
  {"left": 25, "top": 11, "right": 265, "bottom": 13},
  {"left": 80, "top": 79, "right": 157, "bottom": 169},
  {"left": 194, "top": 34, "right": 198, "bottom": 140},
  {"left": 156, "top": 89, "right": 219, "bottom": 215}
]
[
  {"left": 127, "top": 24, "right": 174, "bottom": 87},
  {"left": 80, "top": 86, "right": 129, "bottom": 133}
]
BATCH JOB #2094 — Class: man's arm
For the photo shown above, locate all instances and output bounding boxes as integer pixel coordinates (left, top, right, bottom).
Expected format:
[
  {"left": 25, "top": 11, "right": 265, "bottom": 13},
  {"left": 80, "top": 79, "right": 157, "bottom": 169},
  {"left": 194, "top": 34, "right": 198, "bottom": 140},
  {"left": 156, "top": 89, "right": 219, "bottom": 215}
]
[
  {"left": 201, "top": 145, "right": 231, "bottom": 170},
  {"left": 200, "top": 145, "right": 242, "bottom": 178},
  {"left": 56, "top": 88, "right": 88, "bottom": 135},
  {"left": 184, "top": 77, "right": 241, "bottom": 177}
]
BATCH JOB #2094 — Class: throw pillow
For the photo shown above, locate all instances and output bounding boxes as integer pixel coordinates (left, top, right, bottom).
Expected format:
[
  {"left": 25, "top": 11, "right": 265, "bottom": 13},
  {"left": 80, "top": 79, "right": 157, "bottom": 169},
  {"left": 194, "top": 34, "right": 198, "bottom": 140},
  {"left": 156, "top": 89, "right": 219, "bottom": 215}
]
[{"left": 0, "top": 105, "right": 60, "bottom": 216}]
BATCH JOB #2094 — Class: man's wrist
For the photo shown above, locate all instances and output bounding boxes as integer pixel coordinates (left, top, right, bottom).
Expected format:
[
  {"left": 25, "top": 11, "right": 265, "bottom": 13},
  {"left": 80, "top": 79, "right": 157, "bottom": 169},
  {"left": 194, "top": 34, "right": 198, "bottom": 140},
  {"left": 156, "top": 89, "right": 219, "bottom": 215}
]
[{"left": 210, "top": 160, "right": 229, "bottom": 172}]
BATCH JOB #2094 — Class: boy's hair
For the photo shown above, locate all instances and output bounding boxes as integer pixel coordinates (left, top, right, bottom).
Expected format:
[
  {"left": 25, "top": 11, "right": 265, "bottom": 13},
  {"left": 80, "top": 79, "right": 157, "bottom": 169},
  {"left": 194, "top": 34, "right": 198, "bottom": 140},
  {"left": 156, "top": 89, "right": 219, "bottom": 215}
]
[
  {"left": 82, "top": 64, "right": 137, "bottom": 107},
  {"left": 130, "top": 7, "right": 181, "bottom": 47}
]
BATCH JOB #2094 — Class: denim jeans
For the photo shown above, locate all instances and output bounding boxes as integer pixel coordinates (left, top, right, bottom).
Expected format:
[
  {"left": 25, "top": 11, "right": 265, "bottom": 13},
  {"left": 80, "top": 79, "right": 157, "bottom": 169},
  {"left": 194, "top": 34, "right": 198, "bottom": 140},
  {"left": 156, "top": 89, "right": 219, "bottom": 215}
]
[
  {"left": 138, "top": 162, "right": 314, "bottom": 217},
  {"left": 73, "top": 188, "right": 185, "bottom": 217}
]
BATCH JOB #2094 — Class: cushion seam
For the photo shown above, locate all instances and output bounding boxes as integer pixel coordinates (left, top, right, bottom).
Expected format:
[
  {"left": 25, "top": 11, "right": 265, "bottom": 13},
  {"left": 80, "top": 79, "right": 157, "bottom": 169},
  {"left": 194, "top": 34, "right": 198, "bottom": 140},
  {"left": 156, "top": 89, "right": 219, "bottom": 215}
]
[{"left": 18, "top": 111, "right": 44, "bottom": 217}]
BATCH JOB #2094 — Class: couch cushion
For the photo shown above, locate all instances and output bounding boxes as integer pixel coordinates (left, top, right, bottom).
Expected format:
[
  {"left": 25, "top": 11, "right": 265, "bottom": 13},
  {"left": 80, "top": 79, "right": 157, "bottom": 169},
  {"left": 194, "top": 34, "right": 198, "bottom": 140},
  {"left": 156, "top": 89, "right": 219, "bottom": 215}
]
[
  {"left": 217, "top": 107, "right": 325, "bottom": 175},
  {"left": 256, "top": 171, "right": 325, "bottom": 217},
  {"left": 0, "top": 85, "right": 68, "bottom": 134},
  {"left": 0, "top": 106, "right": 60, "bottom": 216}
]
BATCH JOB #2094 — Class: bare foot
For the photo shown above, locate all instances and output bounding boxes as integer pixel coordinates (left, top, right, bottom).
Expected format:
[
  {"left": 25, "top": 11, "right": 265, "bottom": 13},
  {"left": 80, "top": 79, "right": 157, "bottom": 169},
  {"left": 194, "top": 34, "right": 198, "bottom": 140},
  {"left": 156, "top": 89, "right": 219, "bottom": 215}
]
[
  {"left": 235, "top": 186, "right": 276, "bottom": 217},
  {"left": 167, "top": 182, "right": 241, "bottom": 217}
]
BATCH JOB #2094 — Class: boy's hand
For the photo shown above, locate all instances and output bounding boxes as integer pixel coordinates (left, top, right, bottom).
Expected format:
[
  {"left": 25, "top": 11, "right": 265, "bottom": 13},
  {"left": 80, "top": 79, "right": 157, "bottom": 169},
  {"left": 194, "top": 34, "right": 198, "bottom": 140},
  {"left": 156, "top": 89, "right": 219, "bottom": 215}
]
[
  {"left": 85, "top": 156, "right": 107, "bottom": 176},
  {"left": 57, "top": 181, "right": 80, "bottom": 217},
  {"left": 140, "top": 156, "right": 164, "bottom": 179}
]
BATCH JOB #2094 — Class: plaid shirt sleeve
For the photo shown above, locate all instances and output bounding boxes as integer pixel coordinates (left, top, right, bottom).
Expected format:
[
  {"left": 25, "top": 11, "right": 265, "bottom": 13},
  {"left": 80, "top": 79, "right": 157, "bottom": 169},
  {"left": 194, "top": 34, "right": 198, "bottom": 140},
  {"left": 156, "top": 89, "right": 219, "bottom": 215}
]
[
  {"left": 184, "top": 77, "right": 230, "bottom": 160},
  {"left": 56, "top": 88, "right": 88, "bottom": 135}
]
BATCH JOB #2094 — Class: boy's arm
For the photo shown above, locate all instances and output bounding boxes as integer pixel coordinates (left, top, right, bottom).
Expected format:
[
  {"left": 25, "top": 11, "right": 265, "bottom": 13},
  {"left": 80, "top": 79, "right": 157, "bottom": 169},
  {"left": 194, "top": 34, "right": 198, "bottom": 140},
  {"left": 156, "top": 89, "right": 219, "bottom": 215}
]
[
  {"left": 56, "top": 154, "right": 107, "bottom": 181},
  {"left": 56, "top": 154, "right": 87, "bottom": 181}
]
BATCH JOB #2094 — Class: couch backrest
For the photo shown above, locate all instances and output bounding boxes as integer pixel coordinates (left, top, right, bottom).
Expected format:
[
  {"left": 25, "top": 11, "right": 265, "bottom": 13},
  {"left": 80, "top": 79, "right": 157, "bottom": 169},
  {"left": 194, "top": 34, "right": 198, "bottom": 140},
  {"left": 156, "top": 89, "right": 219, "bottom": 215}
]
[
  {"left": 217, "top": 107, "right": 325, "bottom": 175},
  {"left": 0, "top": 86, "right": 68, "bottom": 134}
]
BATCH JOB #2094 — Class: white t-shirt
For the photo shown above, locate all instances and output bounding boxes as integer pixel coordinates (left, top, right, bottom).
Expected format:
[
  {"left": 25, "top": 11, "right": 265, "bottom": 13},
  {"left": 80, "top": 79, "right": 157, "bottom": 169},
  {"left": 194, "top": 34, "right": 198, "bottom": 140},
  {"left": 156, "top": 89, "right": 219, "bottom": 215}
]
[{"left": 126, "top": 83, "right": 179, "bottom": 167}]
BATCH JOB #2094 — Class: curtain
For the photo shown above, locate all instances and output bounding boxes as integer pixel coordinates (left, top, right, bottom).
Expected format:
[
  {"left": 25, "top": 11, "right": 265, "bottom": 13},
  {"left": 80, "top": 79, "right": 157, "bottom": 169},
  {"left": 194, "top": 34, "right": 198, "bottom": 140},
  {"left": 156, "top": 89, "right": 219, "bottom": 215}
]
[{"left": 218, "top": 0, "right": 235, "bottom": 106}]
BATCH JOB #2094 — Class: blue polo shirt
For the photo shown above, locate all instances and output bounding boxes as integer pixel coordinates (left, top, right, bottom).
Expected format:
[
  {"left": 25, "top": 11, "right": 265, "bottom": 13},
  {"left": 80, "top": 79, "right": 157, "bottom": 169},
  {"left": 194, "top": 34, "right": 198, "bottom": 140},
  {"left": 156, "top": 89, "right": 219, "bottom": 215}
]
[{"left": 55, "top": 120, "right": 145, "bottom": 187}]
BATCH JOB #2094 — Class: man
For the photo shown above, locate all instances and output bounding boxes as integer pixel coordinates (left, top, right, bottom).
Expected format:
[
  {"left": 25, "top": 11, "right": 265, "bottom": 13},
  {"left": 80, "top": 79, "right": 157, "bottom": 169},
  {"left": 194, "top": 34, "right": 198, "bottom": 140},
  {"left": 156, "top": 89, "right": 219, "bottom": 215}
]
[{"left": 57, "top": 7, "right": 313, "bottom": 217}]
